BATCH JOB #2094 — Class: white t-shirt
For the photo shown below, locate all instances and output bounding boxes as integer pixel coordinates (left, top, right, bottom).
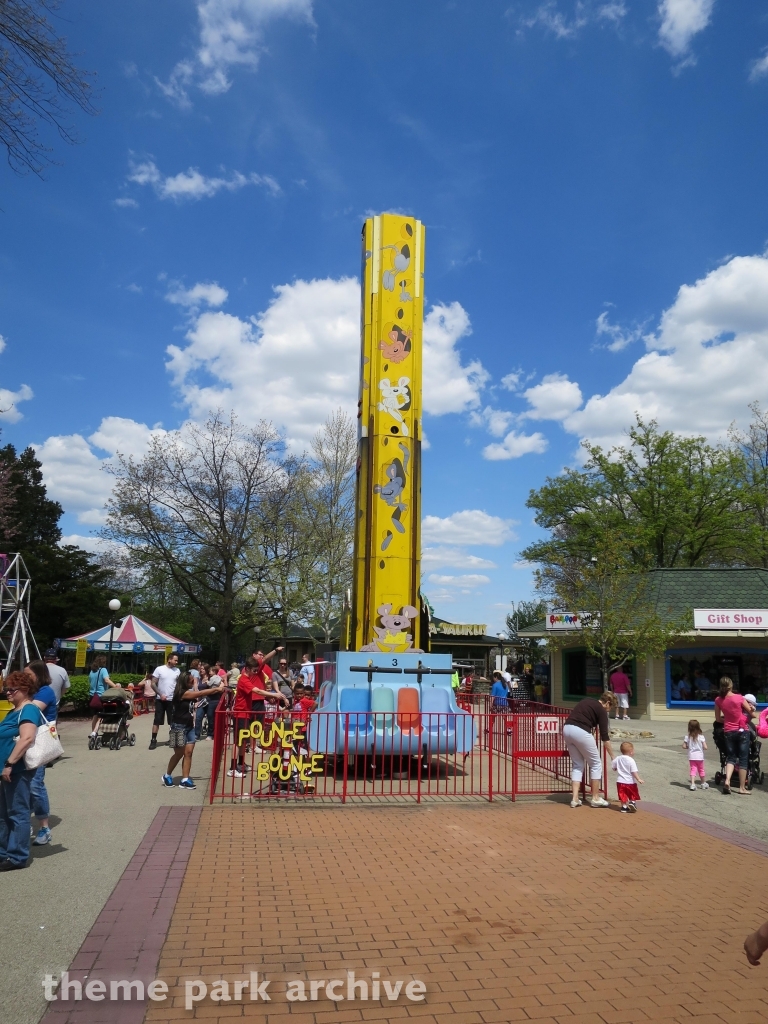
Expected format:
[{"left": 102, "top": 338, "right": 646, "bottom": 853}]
[
  {"left": 153, "top": 664, "right": 180, "bottom": 700},
  {"left": 299, "top": 663, "right": 315, "bottom": 687},
  {"left": 684, "top": 734, "right": 706, "bottom": 760},
  {"left": 611, "top": 754, "right": 638, "bottom": 784}
]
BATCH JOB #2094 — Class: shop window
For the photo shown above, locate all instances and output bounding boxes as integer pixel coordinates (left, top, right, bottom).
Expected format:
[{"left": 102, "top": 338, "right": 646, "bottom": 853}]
[
  {"left": 563, "top": 650, "right": 637, "bottom": 703},
  {"left": 667, "top": 649, "right": 768, "bottom": 706}
]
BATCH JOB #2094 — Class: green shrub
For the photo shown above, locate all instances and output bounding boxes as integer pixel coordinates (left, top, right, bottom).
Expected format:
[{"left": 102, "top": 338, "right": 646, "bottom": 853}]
[
  {"left": 63, "top": 676, "right": 91, "bottom": 711},
  {"left": 109, "top": 674, "right": 143, "bottom": 686}
]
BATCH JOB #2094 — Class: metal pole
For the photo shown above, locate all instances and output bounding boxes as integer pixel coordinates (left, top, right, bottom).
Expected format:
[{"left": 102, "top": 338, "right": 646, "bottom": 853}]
[{"left": 108, "top": 616, "right": 116, "bottom": 674}]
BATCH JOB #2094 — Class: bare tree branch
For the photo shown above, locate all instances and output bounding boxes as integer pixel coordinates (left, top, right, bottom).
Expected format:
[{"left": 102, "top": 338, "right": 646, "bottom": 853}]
[{"left": 0, "top": 0, "right": 96, "bottom": 175}]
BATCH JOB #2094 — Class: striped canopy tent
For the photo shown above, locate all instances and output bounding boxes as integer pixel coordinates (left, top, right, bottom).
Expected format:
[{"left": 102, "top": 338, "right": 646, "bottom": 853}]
[{"left": 57, "top": 615, "right": 202, "bottom": 655}]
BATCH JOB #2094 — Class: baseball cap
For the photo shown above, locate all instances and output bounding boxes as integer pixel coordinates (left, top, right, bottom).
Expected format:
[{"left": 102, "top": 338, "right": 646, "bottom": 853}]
[
  {"left": 745, "top": 693, "right": 757, "bottom": 704},
  {"left": 44, "top": 648, "right": 59, "bottom": 659}
]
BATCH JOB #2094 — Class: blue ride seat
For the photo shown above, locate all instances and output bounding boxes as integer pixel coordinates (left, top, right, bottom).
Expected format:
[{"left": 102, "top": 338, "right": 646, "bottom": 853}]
[
  {"left": 338, "top": 687, "right": 371, "bottom": 755},
  {"left": 421, "top": 686, "right": 454, "bottom": 753}
]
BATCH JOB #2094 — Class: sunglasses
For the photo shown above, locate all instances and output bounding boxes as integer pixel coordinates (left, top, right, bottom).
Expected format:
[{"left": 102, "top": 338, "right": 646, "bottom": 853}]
[{"left": 5, "top": 687, "right": 23, "bottom": 695}]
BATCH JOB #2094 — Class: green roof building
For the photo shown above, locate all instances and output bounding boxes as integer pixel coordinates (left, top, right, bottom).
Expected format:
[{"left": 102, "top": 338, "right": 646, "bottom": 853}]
[{"left": 518, "top": 568, "right": 768, "bottom": 721}]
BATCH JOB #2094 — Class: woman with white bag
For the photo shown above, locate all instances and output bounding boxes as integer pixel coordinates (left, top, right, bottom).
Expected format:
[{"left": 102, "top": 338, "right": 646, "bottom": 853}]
[
  {"left": 0, "top": 671, "right": 43, "bottom": 871},
  {"left": 26, "top": 660, "right": 59, "bottom": 846}
]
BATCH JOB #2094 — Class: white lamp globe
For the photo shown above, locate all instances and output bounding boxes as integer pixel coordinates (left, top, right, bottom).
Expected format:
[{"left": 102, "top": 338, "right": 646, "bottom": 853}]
[{"left": 108, "top": 599, "right": 121, "bottom": 613}]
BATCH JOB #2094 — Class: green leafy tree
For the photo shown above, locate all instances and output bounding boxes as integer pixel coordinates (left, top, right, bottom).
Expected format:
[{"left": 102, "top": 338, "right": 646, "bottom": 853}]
[
  {"left": 506, "top": 599, "right": 548, "bottom": 666},
  {"left": 729, "top": 402, "right": 768, "bottom": 568},
  {"left": 523, "top": 417, "right": 744, "bottom": 570}
]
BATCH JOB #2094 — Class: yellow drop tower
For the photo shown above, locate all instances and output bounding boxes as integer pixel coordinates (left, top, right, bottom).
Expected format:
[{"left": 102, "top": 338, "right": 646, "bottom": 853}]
[{"left": 351, "top": 214, "right": 426, "bottom": 654}]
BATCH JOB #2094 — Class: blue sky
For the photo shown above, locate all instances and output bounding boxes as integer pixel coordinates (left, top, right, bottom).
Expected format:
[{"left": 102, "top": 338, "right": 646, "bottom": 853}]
[{"left": 2, "top": 0, "right": 768, "bottom": 632}]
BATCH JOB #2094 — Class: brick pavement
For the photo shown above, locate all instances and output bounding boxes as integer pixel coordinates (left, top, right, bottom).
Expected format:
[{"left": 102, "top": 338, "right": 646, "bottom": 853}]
[{"left": 141, "top": 803, "right": 768, "bottom": 1024}]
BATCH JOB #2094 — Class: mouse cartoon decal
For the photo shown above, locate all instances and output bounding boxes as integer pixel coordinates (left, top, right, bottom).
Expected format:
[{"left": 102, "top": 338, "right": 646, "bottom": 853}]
[
  {"left": 379, "top": 326, "right": 412, "bottom": 364},
  {"left": 360, "top": 603, "right": 422, "bottom": 653},
  {"left": 374, "top": 441, "right": 409, "bottom": 550},
  {"left": 381, "top": 226, "right": 412, "bottom": 291},
  {"left": 378, "top": 377, "right": 411, "bottom": 435}
]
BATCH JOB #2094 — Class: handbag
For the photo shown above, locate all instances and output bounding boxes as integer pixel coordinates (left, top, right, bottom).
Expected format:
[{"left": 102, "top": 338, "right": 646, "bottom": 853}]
[{"left": 24, "top": 710, "right": 65, "bottom": 769}]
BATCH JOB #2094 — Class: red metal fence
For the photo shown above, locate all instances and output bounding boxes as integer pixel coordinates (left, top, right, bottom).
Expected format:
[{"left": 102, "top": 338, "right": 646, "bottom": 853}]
[{"left": 208, "top": 696, "right": 608, "bottom": 803}]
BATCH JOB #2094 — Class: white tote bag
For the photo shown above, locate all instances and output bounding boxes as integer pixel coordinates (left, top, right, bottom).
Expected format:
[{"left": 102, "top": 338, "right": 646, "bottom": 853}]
[{"left": 23, "top": 711, "right": 65, "bottom": 769}]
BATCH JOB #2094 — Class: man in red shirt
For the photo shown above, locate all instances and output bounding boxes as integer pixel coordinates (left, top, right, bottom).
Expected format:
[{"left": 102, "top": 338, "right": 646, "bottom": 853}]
[
  {"left": 228, "top": 653, "right": 287, "bottom": 779},
  {"left": 609, "top": 665, "right": 632, "bottom": 721}
]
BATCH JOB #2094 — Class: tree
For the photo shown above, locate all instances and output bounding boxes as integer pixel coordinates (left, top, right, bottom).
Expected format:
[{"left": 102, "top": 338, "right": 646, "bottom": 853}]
[
  {"left": 523, "top": 417, "right": 744, "bottom": 570},
  {"left": 536, "top": 533, "right": 687, "bottom": 690},
  {"left": 1, "top": 0, "right": 96, "bottom": 174},
  {"left": 102, "top": 414, "right": 285, "bottom": 664},
  {"left": 506, "top": 599, "right": 548, "bottom": 666},
  {"left": 305, "top": 410, "right": 356, "bottom": 643},
  {"left": 0, "top": 444, "right": 115, "bottom": 643},
  {"left": 729, "top": 402, "right": 768, "bottom": 568}
]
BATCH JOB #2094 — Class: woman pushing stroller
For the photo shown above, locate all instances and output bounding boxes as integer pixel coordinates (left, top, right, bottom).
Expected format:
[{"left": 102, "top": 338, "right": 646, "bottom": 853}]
[{"left": 714, "top": 676, "right": 755, "bottom": 795}]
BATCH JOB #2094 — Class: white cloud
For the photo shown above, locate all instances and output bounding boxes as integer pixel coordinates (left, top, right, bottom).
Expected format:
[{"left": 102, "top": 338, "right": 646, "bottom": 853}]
[
  {"left": 0, "top": 337, "right": 32, "bottom": 422},
  {"left": 128, "top": 158, "right": 280, "bottom": 202},
  {"left": 422, "top": 510, "right": 516, "bottom": 547},
  {"left": 166, "top": 281, "right": 229, "bottom": 309},
  {"left": 658, "top": 0, "right": 714, "bottom": 60},
  {"left": 482, "top": 430, "right": 548, "bottom": 461},
  {"left": 470, "top": 406, "right": 513, "bottom": 437},
  {"left": 422, "top": 547, "right": 497, "bottom": 571},
  {"left": 422, "top": 303, "right": 489, "bottom": 415},
  {"left": 595, "top": 310, "right": 645, "bottom": 352},
  {"left": 500, "top": 370, "right": 523, "bottom": 392},
  {"left": 523, "top": 372, "right": 583, "bottom": 421},
  {"left": 166, "top": 277, "right": 361, "bottom": 450},
  {"left": 60, "top": 534, "right": 109, "bottom": 554},
  {"left": 564, "top": 253, "right": 768, "bottom": 448},
  {"left": 521, "top": 1, "right": 589, "bottom": 39},
  {"left": 596, "top": 1, "right": 626, "bottom": 21},
  {"left": 113, "top": 197, "right": 139, "bottom": 209},
  {"left": 35, "top": 418, "right": 166, "bottom": 523},
  {"left": 159, "top": 0, "right": 315, "bottom": 105},
  {"left": 428, "top": 574, "right": 491, "bottom": 588},
  {"left": 749, "top": 48, "right": 768, "bottom": 83}
]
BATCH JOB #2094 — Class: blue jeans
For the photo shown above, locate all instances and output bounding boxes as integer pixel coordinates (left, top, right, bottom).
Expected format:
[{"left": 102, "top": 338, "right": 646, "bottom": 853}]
[
  {"left": 31, "top": 765, "right": 49, "bottom": 820},
  {"left": 195, "top": 699, "right": 219, "bottom": 740},
  {"left": 0, "top": 770, "right": 34, "bottom": 865}
]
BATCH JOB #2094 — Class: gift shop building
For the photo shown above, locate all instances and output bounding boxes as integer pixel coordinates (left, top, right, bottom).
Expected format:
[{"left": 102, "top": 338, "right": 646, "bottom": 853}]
[{"left": 519, "top": 568, "right": 768, "bottom": 721}]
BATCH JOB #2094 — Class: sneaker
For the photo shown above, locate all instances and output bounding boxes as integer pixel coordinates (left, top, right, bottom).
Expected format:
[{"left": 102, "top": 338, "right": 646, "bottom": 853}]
[
  {"left": 33, "top": 826, "right": 52, "bottom": 845},
  {"left": 614, "top": 715, "right": 620, "bottom": 720},
  {"left": 627, "top": 802, "right": 637, "bottom": 813},
  {"left": 620, "top": 804, "right": 628, "bottom": 813},
  {"left": 569, "top": 799, "right": 582, "bottom": 808},
  {"left": 590, "top": 796, "right": 610, "bottom": 808},
  {"left": 89, "top": 730, "right": 97, "bottom": 738},
  {"left": 699, "top": 782, "right": 709, "bottom": 790},
  {"left": 179, "top": 778, "right": 196, "bottom": 790},
  {"left": 30, "top": 826, "right": 34, "bottom": 838},
  {"left": 162, "top": 774, "right": 174, "bottom": 787},
  {"left": 149, "top": 738, "right": 157, "bottom": 750},
  {"left": 239, "top": 764, "right": 251, "bottom": 774},
  {"left": 227, "top": 769, "right": 245, "bottom": 778},
  {"left": 690, "top": 782, "right": 697, "bottom": 790}
]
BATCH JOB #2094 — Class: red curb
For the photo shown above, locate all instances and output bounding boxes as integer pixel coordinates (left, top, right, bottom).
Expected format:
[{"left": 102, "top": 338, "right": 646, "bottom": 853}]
[
  {"left": 39, "top": 805, "right": 201, "bottom": 1024},
  {"left": 642, "top": 800, "right": 768, "bottom": 856}
]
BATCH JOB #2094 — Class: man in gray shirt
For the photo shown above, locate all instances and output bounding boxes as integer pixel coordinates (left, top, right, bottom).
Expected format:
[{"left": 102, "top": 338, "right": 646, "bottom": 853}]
[{"left": 44, "top": 648, "right": 71, "bottom": 703}]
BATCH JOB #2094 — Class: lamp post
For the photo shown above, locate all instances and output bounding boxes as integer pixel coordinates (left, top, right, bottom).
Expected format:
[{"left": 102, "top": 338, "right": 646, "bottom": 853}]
[
  {"left": 107, "top": 598, "right": 121, "bottom": 673},
  {"left": 497, "top": 631, "right": 506, "bottom": 675}
]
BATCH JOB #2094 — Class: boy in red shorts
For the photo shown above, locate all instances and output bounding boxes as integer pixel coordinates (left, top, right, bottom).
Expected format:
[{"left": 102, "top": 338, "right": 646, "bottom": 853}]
[{"left": 611, "top": 740, "right": 644, "bottom": 812}]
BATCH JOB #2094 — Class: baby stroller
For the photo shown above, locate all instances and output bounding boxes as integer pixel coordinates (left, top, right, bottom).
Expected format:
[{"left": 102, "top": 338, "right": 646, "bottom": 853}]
[
  {"left": 88, "top": 692, "right": 136, "bottom": 751},
  {"left": 713, "top": 721, "right": 764, "bottom": 788}
]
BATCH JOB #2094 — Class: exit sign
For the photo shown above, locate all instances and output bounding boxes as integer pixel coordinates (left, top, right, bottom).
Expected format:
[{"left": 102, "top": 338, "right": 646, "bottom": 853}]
[{"left": 535, "top": 717, "right": 560, "bottom": 734}]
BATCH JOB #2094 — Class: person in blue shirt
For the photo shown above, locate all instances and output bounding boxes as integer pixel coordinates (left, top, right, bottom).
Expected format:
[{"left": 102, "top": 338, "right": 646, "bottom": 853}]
[
  {"left": 25, "top": 660, "right": 59, "bottom": 847},
  {"left": 490, "top": 671, "right": 509, "bottom": 709},
  {"left": 0, "top": 671, "right": 43, "bottom": 869}
]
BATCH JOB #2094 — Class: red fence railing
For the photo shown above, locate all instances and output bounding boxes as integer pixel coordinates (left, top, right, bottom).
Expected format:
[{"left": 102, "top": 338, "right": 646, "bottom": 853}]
[{"left": 209, "top": 699, "right": 607, "bottom": 803}]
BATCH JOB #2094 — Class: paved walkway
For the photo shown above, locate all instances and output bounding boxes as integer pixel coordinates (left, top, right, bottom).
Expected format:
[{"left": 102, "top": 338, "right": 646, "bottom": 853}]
[{"left": 46, "top": 802, "right": 768, "bottom": 1023}]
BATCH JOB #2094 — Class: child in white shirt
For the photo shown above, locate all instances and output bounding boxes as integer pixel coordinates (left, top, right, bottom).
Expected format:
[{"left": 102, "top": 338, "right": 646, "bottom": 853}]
[
  {"left": 611, "top": 741, "right": 644, "bottom": 813},
  {"left": 683, "top": 718, "right": 708, "bottom": 791}
]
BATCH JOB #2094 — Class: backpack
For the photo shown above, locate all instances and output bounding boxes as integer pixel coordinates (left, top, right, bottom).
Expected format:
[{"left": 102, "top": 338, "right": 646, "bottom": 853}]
[{"left": 758, "top": 708, "right": 768, "bottom": 739}]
